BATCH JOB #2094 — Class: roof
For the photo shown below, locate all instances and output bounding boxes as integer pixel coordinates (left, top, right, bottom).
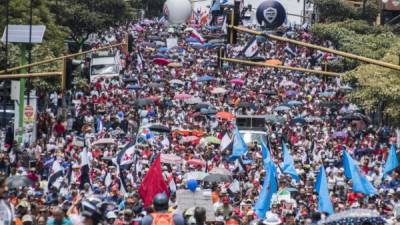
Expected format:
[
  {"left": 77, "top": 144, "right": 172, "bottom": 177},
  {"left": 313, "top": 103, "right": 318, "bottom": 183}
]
[{"left": 91, "top": 56, "right": 116, "bottom": 66}]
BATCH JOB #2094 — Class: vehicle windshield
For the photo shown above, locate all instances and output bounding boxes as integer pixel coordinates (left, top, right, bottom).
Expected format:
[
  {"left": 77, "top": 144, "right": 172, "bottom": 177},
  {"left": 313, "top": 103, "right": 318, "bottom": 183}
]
[
  {"left": 91, "top": 64, "right": 117, "bottom": 75},
  {"left": 239, "top": 131, "right": 267, "bottom": 145}
]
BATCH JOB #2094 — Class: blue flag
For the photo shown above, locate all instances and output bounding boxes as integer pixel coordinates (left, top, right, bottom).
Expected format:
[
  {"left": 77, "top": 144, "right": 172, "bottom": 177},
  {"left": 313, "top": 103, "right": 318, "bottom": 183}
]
[
  {"left": 383, "top": 144, "right": 399, "bottom": 177},
  {"left": 342, "top": 150, "right": 377, "bottom": 196},
  {"left": 282, "top": 142, "right": 300, "bottom": 182},
  {"left": 261, "top": 140, "right": 272, "bottom": 165},
  {"left": 211, "top": 0, "right": 221, "bottom": 12},
  {"left": 315, "top": 166, "right": 334, "bottom": 215},
  {"left": 229, "top": 129, "right": 248, "bottom": 161},
  {"left": 254, "top": 161, "right": 278, "bottom": 219}
]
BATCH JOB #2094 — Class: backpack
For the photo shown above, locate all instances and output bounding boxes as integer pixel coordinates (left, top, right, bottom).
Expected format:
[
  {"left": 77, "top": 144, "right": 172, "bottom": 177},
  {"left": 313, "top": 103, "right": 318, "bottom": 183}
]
[{"left": 151, "top": 213, "right": 175, "bottom": 225}]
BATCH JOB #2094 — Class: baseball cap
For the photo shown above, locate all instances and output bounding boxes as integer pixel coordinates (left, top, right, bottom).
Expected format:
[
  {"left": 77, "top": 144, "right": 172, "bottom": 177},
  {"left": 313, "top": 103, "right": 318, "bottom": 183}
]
[
  {"left": 106, "top": 211, "right": 117, "bottom": 219},
  {"left": 22, "top": 215, "right": 33, "bottom": 223}
]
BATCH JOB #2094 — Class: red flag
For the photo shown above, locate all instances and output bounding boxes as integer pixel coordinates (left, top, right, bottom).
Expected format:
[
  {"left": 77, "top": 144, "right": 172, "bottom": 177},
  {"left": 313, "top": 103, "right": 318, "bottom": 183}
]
[{"left": 138, "top": 155, "right": 169, "bottom": 208}]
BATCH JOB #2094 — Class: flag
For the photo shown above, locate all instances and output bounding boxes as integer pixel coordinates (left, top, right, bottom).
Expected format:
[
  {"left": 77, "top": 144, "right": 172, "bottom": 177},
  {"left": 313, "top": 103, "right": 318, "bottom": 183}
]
[
  {"left": 383, "top": 144, "right": 399, "bottom": 177},
  {"left": 136, "top": 50, "right": 144, "bottom": 72},
  {"left": 282, "top": 141, "right": 300, "bottom": 182},
  {"left": 254, "top": 161, "right": 278, "bottom": 219},
  {"left": 241, "top": 37, "right": 258, "bottom": 58},
  {"left": 229, "top": 129, "right": 248, "bottom": 161},
  {"left": 104, "top": 172, "right": 112, "bottom": 190},
  {"left": 211, "top": 0, "right": 221, "bottom": 12},
  {"left": 79, "top": 147, "right": 91, "bottom": 189},
  {"left": 113, "top": 142, "right": 136, "bottom": 192},
  {"left": 138, "top": 155, "right": 170, "bottom": 208},
  {"left": 284, "top": 45, "right": 297, "bottom": 57},
  {"left": 342, "top": 150, "right": 377, "bottom": 195},
  {"left": 220, "top": 133, "right": 232, "bottom": 151},
  {"left": 48, "top": 159, "right": 64, "bottom": 189},
  {"left": 191, "top": 30, "right": 205, "bottom": 43},
  {"left": 261, "top": 139, "right": 271, "bottom": 164},
  {"left": 95, "top": 117, "right": 103, "bottom": 133},
  {"left": 115, "top": 142, "right": 136, "bottom": 166},
  {"left": 221, "top": 15, "right": 227, "bottom": 34},
  {"left": 315, "top": 166, "right": 334, "bottom": 215}
]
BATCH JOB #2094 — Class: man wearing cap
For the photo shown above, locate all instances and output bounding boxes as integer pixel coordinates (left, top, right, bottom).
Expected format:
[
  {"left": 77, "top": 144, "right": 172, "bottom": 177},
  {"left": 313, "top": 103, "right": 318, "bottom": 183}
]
[
  {"left": 46, "top": 207, "right": 72, "bottom": 225},
  {"left": 216, "top": 196, "right": 233, "bottom": 219}
]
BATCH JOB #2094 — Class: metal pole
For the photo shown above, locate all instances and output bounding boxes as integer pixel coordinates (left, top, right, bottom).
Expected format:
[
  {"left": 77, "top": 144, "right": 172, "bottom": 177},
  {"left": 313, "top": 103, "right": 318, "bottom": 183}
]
[
  {"left": 0, "top": 72, "right": 63, "bottom": 79},
  {"left": 18, "top": 46, "right": 27, "bottom": 144},
  {"left": 0, "top": 42, "right": 126, "bottom": 74},
  {"left": 221, "top": 57, "right": 342, "bottom": 77},
  {"left": 229, "top": 25, "right": 400, "bottom": 71},
  {"left": 27, "top": 0, "right": 33, "bottom": 105},
  {"left": 3, "top": 0, "right": 9, "bottom": 127},
  {"left": 5, "top": 0, "right": 9, "bottom": 71}
]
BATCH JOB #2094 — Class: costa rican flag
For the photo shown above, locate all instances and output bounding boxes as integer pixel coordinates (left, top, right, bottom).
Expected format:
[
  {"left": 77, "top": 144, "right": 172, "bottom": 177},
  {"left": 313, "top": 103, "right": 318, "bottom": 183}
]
[{"left": 191, "top": 30, "right": 205, "bottom": 43}]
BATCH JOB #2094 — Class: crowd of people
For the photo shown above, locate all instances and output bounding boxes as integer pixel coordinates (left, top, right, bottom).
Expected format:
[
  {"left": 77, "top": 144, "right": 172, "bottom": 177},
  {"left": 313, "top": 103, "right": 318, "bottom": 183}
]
[{"left": 0, "top": 16, "right": 400, "bottom": 225}]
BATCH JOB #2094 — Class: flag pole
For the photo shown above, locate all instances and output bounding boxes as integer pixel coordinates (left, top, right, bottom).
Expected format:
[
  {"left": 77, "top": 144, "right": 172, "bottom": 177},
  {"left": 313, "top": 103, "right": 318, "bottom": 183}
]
[{"left": 229, "top": 25, "right": 400, "bottom": 71}]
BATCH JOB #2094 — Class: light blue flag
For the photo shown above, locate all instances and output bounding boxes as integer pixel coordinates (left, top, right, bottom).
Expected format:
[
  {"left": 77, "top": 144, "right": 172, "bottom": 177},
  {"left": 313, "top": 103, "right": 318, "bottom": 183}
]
[
  {"left": 315, "top": 166, "right": 334, "bottom": 215},
  {"left": 254, "top": 161, "right": 278, "bottom": 219},
  {"left": 282, "top": 141, "right": 300, "bottom": 182},
  {"left": 342, "top": 150, "right": 377, "bottom": 196},
  {"left": 383, "top": 144, "right": 399, "bottom": 177},
  {"left": 261, "top": 140, "right": 271, "bottom": 164},
  {"left": 211, "top": 0, "right": 221, "bottom": 12},
  {"left": 229, "top": 129, "right": 248, "bottom": 161}
]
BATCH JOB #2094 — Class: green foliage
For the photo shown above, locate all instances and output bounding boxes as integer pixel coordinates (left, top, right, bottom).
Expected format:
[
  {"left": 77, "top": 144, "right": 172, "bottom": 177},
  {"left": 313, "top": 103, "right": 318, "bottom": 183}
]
[
  {"left": 313, "top": 0, "right": 378, "bottom": 23},
  {"left": 0, "top": 0, "right": 68, "bottom": 94},
  {"left": 53, "top": 0, "right": 132, "bottom": 50},
  {"left": 145, "top": 0, "right": 164, "bottom": 18},
  {"left": 311, "top": 20, "right": 397, "bottom": 71},
  {"left": 344, "top": 41, "right": 400, "bottom": 126}
]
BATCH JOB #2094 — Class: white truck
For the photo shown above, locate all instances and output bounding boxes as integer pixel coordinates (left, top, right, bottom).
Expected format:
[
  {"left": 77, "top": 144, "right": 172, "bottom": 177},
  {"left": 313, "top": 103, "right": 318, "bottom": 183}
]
[{"left": 89, "top": 50, "right": 122, "bottom": 83}]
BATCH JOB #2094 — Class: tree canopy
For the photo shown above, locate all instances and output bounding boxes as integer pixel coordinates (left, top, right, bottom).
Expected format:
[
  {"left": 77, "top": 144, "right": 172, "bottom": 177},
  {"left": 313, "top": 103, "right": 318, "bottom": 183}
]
[
  {"left": 311, "top": 20, "right": 397, "bottom": 72},
  {"left": 313, "top": 0, "right": 378, "bottom": 23},
  {"left": 344, "top": 41, "right": 400, "bottom": 126},
  {"left": 52, "top": 0, "right": 133, "bottom": 50},
  {"left": 0, "top": 0, "right": 68, "bottom": 93}
]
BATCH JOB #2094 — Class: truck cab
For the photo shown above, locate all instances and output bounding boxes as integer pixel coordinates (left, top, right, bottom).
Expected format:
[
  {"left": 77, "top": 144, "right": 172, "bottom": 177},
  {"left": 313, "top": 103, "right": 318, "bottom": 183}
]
[
  {"left": 236, "top": 115, "right": 268, "bottom": 145},
  {"left": 89, "top": 50, "right": 122, "bottom": 83}
]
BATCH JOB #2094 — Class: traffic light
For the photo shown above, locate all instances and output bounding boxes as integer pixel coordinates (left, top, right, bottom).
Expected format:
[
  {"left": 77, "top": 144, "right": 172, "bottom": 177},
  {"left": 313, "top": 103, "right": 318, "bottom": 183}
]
[
  {"left": 227, "top": 0, "right": 241, "bottom": 44},
  {"left": 217, "top": 47, "right": 225, "bottom": 69},
  {"left": 63, "top": 59, "right": 82, "bottom": 90},
  {"left": 128, "top": 34, "right": 134, "bottom": 53}
]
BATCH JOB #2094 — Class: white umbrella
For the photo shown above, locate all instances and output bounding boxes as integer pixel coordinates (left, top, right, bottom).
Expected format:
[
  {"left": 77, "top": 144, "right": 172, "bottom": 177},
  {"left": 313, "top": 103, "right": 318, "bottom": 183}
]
[
  {"left": 211, "top": 87, "right": 227, "bottom": 94},
  {"left": 185, "top": 97, "right": 202, "bottom": 104}
]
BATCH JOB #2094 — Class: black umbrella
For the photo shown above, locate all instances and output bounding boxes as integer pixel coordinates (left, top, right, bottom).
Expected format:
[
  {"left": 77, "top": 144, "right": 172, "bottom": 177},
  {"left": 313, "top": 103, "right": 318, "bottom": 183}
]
[
  {"left": 134, "top": 98, "right": 154, "bottom": 107},
  {"left": 194, "top": 103, "right": 212, "bottom": 111},
  {"left": 204, "top": 174, "right": 233, "bottom": 183},
  {"left": 7, "top": 176, "right": 33, "bottom": 189},
  {"left": 237, "top": 102, "right": 257, "bottom": 110},
  {"left": 250, "top": 56, "right": 266, "bottom": 62},
  {"left": 147, "top": 82, "right": 164, "bottom": 88},
  {"left": 319, "top": 101, "right": 340, "bottom": 109},
  {"left": 200, "top": 108, "right": 217, "bottom": 115},
  {"left": 149, "top": 124, "right": 171, "bottom": 133},
  {"left": 262, "top": 90, "right": 277, "bottom": 96}
]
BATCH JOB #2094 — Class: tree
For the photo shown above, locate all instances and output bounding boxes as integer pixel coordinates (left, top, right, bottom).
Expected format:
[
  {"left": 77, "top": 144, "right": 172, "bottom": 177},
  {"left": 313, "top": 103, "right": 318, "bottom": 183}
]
[
  {"left": 311, "top": 20, "right": 396, "bottom": 72},
  {"left": 313, "top": 0, "right": 378, "bottom": 23},
  {"left": 53, "top": 0, "right": 132, "bottom": 51},
  {"left": 0, "top": 0, "right": 68, "bottom": 95},
  {"left": 145, "top": 0, "right": 164, "bottom": 18},
  {"left": 344, "top": 41, "right": 400, "bottom": 126}
]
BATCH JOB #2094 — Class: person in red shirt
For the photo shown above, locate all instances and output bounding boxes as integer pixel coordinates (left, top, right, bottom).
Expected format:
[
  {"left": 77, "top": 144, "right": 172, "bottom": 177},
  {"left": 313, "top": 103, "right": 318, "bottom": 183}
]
[
  {"left": 346, "top": 187, "right": 363, "bottom": 205},
  {"left": 53, "top": 119, "right": 66, "bottom": 138}
]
